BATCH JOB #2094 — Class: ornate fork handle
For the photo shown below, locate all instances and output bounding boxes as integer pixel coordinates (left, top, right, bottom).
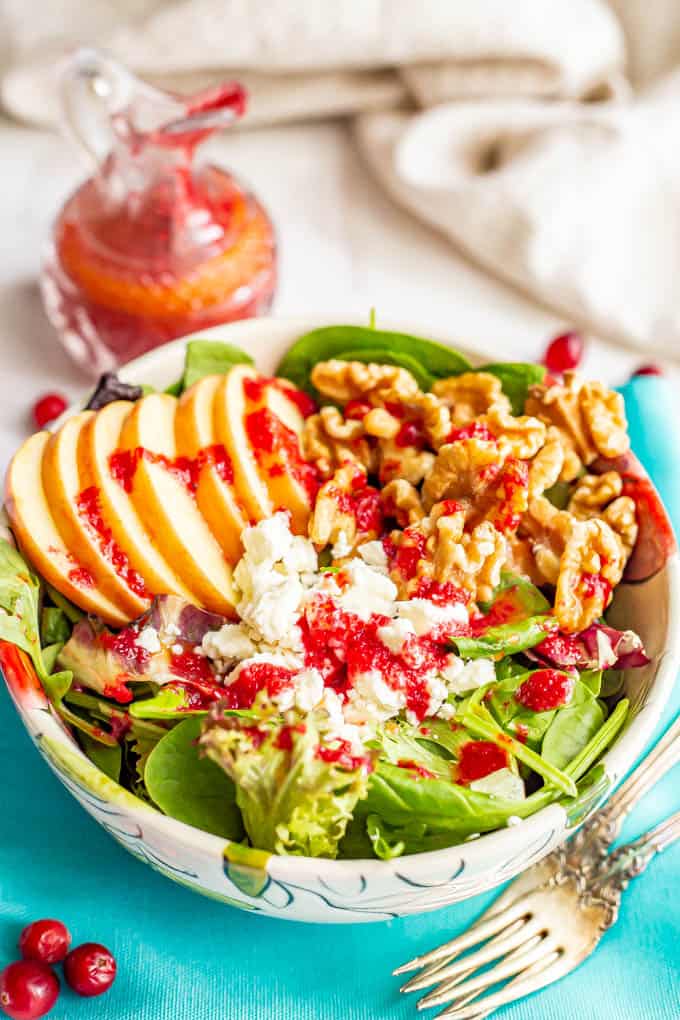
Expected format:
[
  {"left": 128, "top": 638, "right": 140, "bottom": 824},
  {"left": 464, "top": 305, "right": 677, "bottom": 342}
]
[
  {"left": 561, "top": 713, "right": 680, "bottom": 878},
  {"left": 585, "top": 810, "right": 680, "bottom": 924}
]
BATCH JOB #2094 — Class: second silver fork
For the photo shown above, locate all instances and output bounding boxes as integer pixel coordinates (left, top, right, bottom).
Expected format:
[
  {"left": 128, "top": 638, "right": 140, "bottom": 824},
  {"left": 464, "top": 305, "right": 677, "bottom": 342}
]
[{"left": 396, "top": 713, "right": 680, "bottom": 1017}]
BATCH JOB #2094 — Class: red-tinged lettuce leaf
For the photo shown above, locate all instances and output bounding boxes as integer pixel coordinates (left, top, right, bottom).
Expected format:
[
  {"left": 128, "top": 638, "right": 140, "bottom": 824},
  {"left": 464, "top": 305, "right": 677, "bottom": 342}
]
[
  {"left": 532, "top": 622, "right": 649, "bottom": 672},
  {"left": 58, "top": 595, "right": 226, "bottom": 705},
  {"left": 144, "top": 594, "right": 227, "bottom": 645}
]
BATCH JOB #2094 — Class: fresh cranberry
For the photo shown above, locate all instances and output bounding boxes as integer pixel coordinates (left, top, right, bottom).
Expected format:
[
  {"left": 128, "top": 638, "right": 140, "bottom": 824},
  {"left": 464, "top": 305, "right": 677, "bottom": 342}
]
[
  {"left": 63, "top": 943, "right": 116, "bottom": 998},
  {"left": 456, "top": 741, "right": 508, "bottom": 784},
  {"left": 515, "top": 669, "right": 575, "bottom": 712},
  {"left": 543, "top": 331, "right": 584, "bottom": 374},
  {"left": 632, "top": 363, "right": 663, "bottom": 377},
  {"left": 0, "top": 961, "right": 59, "bottom": 1020},
  {"left": 19, "top": 921, "right": 71, "bottom": 965},
  {"left": 32, "top": 393, "right": 68, "bottom": 430}
]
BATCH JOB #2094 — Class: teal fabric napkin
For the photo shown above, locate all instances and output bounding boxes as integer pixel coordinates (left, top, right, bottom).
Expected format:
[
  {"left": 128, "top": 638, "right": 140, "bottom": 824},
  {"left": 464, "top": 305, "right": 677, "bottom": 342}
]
[{"left": 0, "top": 376, "right": 678, "bottom": 1020}]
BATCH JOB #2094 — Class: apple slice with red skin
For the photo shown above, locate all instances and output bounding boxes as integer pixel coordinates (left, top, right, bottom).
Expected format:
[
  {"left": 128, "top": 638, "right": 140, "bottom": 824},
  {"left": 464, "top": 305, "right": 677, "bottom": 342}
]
[
  {"left": 117, "top": 393, "right": 237, "bottom": 617},
  {"left": 592, "top": 451, "right": 676, "bottom": 581},
  {"left": 242, "top": 376, "right": 318, "bottom": 535},
  {"left": 4, "top": 431, "right": 128, "bottom": 625},
  {"left": 213, "top": 365, "right": 273, "bottom": 523},
  {"left": 175, "top": 375, "right": 248, "bottom": 564},
  {"left": 41, "top": 411, "right": 150, "bottom": 620},
  {"left": 78, "top": 400, "right": 196, "bottom": 601}
]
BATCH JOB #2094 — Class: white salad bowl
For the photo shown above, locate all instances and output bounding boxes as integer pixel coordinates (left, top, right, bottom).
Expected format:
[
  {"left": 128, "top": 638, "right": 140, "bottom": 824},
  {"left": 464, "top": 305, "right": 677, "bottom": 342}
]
[{"left": 3, "top": 316, "right": 679, "bottom": 924}]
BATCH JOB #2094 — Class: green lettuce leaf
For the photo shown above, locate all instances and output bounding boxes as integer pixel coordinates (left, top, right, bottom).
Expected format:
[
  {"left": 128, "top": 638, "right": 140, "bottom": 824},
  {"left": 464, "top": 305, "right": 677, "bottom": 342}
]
[
  {"left": 200, "top": 703, "right": 373, "bottom": 857},
  {"left": 0, "top": 539, "right": 44, "bottom": 671}
]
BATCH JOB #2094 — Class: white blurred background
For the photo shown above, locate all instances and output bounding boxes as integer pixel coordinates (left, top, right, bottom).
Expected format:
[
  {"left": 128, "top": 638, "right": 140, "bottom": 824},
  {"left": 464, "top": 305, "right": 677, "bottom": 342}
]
[{"left": 1, "top": 0, "right": 679, "bottom": 465}]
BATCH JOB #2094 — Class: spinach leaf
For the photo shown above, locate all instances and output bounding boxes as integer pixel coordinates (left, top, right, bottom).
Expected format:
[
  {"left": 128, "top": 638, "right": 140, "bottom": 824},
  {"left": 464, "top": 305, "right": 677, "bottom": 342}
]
[
  {"left": 357, "top": 762, "right": 536, "bottom": 846},
  {"left": 478, "top": 571, "right": 551, "bottom": 616},
  {"left": 334, "top": 348, "right": 434, "bottom": 391},
  {"left": 461, "top": 705, "right": 577, "bottom": 797},
  {"left": 580, "top": 670, "right": 603, "bottom": 697},
  {"left": 494, "top": 657, "right": 529, "bottom": 682},
  {"left": 601, "top": 669, "right": 624, "bottom": 697},
  {"left": 486, "top": 671, "right": 557, "bottom": 747},
  {"left": 374, "top": 720, "right": 455, "bottom": 779},
  {"left": 542, "top": 688, "right": 606, "bottom": 770},
  {"left": 454, "top": 572, "right": 554, "bottom": 659},
  {"left": 78, "top": 731, "right": 122, "bottom": 782},
  {"left": 181, "top": 340, "right": 254, "bottom": 390},
  {"left": 276, "top": 325, "right": 471, "bottom": 396},
  {"left": 40, "top": 606, "right": 71, "bottom": 646},
  {"left": 544, "top": 480, "right": 572, "bottom": 510},
  {"left": 453, "top": 616, "right": 555, "bottom": 659},
  {"left": 144, "top": 717, "right": 244, "bottom": 840},
  {"left": 41, "top": 642, "right": 64, "bottom": 675},
  {"left": 559, "top": 699, "right": 628, "bottom": 781},
  {"left": 476, "top": 362, "right": 545, "bottom": 415},
  {"left": 45, "top": 584, "right": 84, "bottom": 623}
]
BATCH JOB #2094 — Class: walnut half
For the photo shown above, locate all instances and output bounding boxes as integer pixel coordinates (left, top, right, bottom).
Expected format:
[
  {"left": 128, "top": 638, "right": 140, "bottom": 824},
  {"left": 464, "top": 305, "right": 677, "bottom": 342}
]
[{"left": 554, "top": 517, "right": 626, "bottom": 633}]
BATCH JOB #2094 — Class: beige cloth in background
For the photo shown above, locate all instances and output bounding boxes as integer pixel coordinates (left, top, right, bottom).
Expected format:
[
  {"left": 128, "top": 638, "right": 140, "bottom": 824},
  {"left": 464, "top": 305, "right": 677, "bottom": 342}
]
[
  {"left": 0, "top": 0, "right": 625, "bottom": 125},
  {"left": 2, "top": 0, "right": 680, "bottom": 355}
]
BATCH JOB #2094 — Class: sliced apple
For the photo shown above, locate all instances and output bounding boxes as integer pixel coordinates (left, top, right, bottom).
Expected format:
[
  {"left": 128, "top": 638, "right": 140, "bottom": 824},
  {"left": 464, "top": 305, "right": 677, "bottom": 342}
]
[
  {"left": 78, "top": 401, "right": 196, "bottom": 600},
  {"left": 41, "top": 411, "right": 150, "bottom": 620},
  {"left": 5, "top": 432, "right": 128, "bottom": 625},
  {"left": 213, "top": 365, "right": 273, "bottom": 523},
  {"left": 242, "top": 377, "right": 317, "bottom": 534},
  {"left": 117, "top": 393, "right": 237, "bottom": 616},
  {"left": 175, "top": 375, "right": 248, "bottom": 564}
]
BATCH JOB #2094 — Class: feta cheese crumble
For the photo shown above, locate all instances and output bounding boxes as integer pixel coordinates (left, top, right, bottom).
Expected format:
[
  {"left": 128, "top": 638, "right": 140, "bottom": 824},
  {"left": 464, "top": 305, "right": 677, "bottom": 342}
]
[
  {"left": 200, "top": 513, "right": 483, "bottom": 755},
  {"left": 232, "top": 512, "right": 313, "bottom": 647},
  {"left": 336, "top": 559, "right": 398, "bottom": 620},
  {"left": 395, "top": 598, "right": 468, "bottom": 636},
  {"left": 377, "top": 617, "right": 415, "bottom": 653},
  {"left": 136, "top": 626, "right": 161, "bottom": 654},
  {"left": 357, "top": 540, "right": 389, "bottom": 573},
  {"left": 202, "top": 624, "right": 258, "bottom": 666},
  {"left": 331, "top": 530, "right": 352, "bottom": 560}
]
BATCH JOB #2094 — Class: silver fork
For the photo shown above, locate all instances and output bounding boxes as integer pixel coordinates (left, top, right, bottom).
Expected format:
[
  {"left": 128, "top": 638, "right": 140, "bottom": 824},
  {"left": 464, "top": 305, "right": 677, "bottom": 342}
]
[{"left": 395, "top": 714, "right": 680, "bottom": 1018}]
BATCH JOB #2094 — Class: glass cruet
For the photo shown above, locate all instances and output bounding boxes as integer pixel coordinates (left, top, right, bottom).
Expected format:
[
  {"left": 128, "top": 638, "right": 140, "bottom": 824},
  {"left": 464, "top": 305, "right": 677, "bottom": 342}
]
[{"left": 41, "top": 48, "right": 276, "bottom": 375}]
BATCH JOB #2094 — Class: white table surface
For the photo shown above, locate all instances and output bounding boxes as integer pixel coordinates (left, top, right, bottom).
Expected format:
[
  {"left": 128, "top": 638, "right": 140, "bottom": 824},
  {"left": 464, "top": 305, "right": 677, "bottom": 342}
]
[{"left": 0, "top": 114, "right": 664, "bottom": 472}]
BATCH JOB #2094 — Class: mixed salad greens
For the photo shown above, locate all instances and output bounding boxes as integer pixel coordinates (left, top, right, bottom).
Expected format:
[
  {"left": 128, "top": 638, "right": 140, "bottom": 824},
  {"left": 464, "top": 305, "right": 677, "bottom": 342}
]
[{"left": 0, "top": 322, "right": 650, "bottom": 860}]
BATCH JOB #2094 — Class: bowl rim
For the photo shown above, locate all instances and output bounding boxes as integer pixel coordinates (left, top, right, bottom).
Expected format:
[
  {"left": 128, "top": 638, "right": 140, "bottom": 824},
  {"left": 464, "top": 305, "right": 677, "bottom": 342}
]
[{"left": 5, "top": 314, "right": 680, "bottom": 883}]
